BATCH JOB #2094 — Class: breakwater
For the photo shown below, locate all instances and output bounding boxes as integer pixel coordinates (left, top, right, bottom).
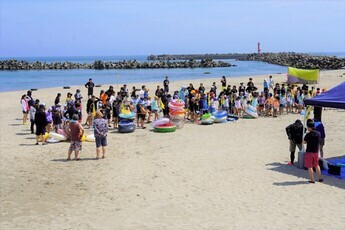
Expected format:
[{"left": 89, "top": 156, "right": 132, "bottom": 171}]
[
  {"left": 237, "top": 52, "right": 345, "bottom": 70},
  {"left": 0, "top": 59, "right": 234, "bottom": 71},
  {"left": 147, "top": 53, "right": 247, "bottom": 60}
]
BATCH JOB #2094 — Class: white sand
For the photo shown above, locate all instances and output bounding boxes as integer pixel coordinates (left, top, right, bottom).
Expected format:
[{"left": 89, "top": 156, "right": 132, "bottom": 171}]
[{"left": 1, "top": 70, "right": 345, "bottom": 229}]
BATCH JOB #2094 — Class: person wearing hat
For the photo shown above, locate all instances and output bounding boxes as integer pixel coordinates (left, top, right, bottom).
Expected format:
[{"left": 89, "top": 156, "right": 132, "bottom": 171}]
[
  {"left": 85, "top": 78, "right": 95, "bottom": 98},
  {"left": 67, "top": 114, "right": 84, "bottom": 160},
  {"left": 285, "top": 119, "right": 304, "bottom": 165},
  {"left": 304, "top": 119, "right": 323, "bottom": 183}
]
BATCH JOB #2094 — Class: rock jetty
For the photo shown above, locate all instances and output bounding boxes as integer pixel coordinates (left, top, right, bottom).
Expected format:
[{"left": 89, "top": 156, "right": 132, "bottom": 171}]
[
  {"left": 237, "top": 52, "right": 345, "bottom": 70},
  {"left": 147, "top": 53, "right": 247, "bottom": 60},
  {"left": 0, "top": 59, "right": 234, "bottom": 71}
]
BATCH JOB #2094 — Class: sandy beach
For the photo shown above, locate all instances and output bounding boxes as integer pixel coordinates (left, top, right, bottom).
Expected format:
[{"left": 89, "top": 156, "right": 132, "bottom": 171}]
[{"left": 0, "top": 70, "right": 344, "bottom": 229}]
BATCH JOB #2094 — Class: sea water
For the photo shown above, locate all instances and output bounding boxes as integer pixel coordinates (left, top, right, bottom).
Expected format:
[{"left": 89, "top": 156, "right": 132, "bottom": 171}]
[{"left": 0, "top": 53, "right": 343, "bottom": 92}]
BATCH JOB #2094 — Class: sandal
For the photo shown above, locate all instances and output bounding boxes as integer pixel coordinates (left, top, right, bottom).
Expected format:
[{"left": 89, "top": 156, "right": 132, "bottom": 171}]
[
  {"left": 102, "top": 156, "right": 105, "bottom": 159},
  {"left": 308, "top": 181, "right": 315, "bottom": 184},
  {"left": 319, "top": 179, "right": 324, "bottom": 182}
]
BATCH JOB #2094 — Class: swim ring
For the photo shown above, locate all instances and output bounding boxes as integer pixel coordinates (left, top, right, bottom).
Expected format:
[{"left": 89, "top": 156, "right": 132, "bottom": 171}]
[
  {"left": 244, "top": 106, "right": 258, "bottom": 118},
  {"left": 214, "top": 116, "right": 227, "bottom": 123},
  {"left": 170, "top": 99, "right": 185, "bottom": 107},
  {"left": 171, "top": 116, "right": 185, "bottom": 129},
  {"left": 119, "top": 112, "right": 135, "bottom": 119},
  {"left": 154, "top": 122, "right": 177, "bottom": 133},
  {"left": 201, "top": 113, "right": 212, "bottom": 120},
  {"left": 49, "top": 132, "right": 67, "bottom": 141},
  {"left": 152, "top": 118, "right": 170, "bottom": 128},
  {"left": 118, "top": 123, "right": 136, "bottom": 133},
  {"left": 85, "top": 134, "right": 95, "bottom": 142},
  {"left": 212, "top": 110, "right": 227, "bottom": 119},
  {"left": 227, "top": 114, "right": 239, "bottom": 120},
  {"left": 118, "top": 120, "right": 134, "bottom": 126},
  {"left": 169, "top": 109, "right": 185, "bottom": 116},
  {"left": 46, "top": 138, "right": 60, "bottom": 143}
]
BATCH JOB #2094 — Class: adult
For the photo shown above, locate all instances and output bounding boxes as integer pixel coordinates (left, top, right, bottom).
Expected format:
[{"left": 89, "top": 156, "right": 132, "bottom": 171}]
[
  {"left": 304, "top": 120, "right": 323, "bottom": 183},
  {"left": 268, "top": 75, "right": 274, "bottom": 92},
  {"left": 54, "top": 93, "right": 61, "bottom": 105},
  {"left": 285, "top": 119, "right": 304, "bottom": 165},
  {"left": 93, "top": 112, "right": 108, "bottom": 159},
  {"left": 221, "top": 76, "right": 226, "bottom": 91},
  {"left": 314, "top": 119, "right": 326, "bottom": 158},
  {"left": 85, "top": 78, "right": 95, "bottom": 98},
  {"left": 163, "top": 76, "right": 170, "bottom": 93},
  {"left": 29, "top": 100, "right": 39, "bottom": 134},
  {"left": 198, "top": 83, "right": 205, "bottom": 95},
  {"left": 210, "top": 82, "right": 217, "bottom": 96},
  {"left": 21, "top": 94, "right": 29, "bottom": 125},
  {"left": 35, "top": 104, "right": 48, "bottom": 145},
  {"left": 27, "top": 90, "right": 34, "bottom": 107},
  {"left": 238, "top": 82, "right": 245, "bottom": 95},
  {"left": 67, "top": 114, "right": 84, "bottom": 160},
  {"left": 139, "top": 85, "right": 146, "bottom": 99},
  {"left": 155, "top": 85, "right": 162, "bottom": 98}
]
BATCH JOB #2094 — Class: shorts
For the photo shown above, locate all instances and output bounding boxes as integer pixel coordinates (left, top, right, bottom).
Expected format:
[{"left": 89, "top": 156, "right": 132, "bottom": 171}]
[
  {"left": 36, "top": 126, "right": 46, "bottom": 136},
  {"left": 137, "top": 114, "right": 146, "bottom": 120},
  {"left": 147, "top": 106, "right": 152, "bottom": 111},
  {"left": 289, "top": 140, "right": 302, "bottom": 152},
  {"left": 95, "top": 136, "right": 107, "bottom": 148},
  {"left": 304, "top": 152, "right": 319, "bottom": 168},
  {"left": 22, "top": 110, "right": 28, "bottom": 114},
  {"left": 69, "top": 141, "right": 82, "bottom": 151},
  {"left": 320, "top": 138, "right": 325, "bottom": 146},
  {"left": 279, "top": 104, "right": 284, "bottom": 108},
  {"left": 258, "top": 104, "right": 264, "bottom": 108}
]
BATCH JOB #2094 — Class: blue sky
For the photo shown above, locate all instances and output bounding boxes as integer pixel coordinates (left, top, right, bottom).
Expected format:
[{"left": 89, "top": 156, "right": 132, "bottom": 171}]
[{"left": 0, "top": 0, "right": 344, "bottom": 57}]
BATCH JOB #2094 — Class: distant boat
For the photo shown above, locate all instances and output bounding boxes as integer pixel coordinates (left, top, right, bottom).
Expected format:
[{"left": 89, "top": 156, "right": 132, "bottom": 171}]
[{"left": 204, "top": 72, "right": 211, "bottom": 74}]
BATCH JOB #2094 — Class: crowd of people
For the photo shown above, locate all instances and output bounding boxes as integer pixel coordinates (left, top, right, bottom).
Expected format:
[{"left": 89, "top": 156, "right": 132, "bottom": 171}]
[{"left": 20, "top": 75, "right": 326, "bottom": 162}]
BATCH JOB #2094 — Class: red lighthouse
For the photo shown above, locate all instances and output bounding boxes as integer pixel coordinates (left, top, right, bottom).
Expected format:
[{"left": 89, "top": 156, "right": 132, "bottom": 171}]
[{"left": 258, "top": 42, "right": 261, "bottom": 54}]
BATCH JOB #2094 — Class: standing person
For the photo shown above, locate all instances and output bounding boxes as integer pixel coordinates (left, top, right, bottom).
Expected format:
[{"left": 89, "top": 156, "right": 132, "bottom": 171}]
[
  {"left": 29, "top": 100, "right": 39, "bottom": 134},
  {"left": 304, "top": 120, "right": 323, "bottom": 183},
  {"left": 67, "top": 114, "right": 84, "bottom": 160},
  {"left": 35, "top": 104, "right": 48, "bottom": 145},
  {"left": 314, "top": 119, "right": 326, "bottom": 158},
  {"left": 163, "top": 76, "right": 169, "bottom": 93},
  {"left": 54, "top": 93, "right": 61, "bottom": 105},
  {"left": 74, "top": 89, "right": 83, "bottom": 104},
  {"left": 238, "top": 82, "right": 245, "bottom": 95},
  {"left": 221, "top": 76, "right": 226, "bottom": 91},
  {"left": 21, "top": 95, "right": 29, "bottom": 125},
  {"left": 93, "top": 112, "right": 108, "bottom": 159},
  {"left": 26, "top": 90, "right": 34, "bottom": 107},
  {"left": 285, "top": 120, "right": 304, "bottom": 165},
  {"left": 85, "top": 78, "right": 95, "bottom": 98},
  {"left": 268, "top": 75, "right": 274, "bottom": 92},
  {"left": 136, "top": 101, "right": 147, "bottom": 128}
]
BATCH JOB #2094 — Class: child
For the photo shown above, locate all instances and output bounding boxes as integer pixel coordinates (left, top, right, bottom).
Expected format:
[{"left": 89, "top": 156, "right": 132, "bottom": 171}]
[
  {"left": 151, "top": 96, "right": 159, "bottom": 121},
  {"left": 223, "top": 95, "right": 229, "bottom": 114},
  {"left": 251, "top": 93, "right": 258, "bottom": 109},
  {"left": 273, "top": 95, "right": 280, "bottom": 117},
  {"left": 54, "top": 93, "right": 61, "bottom": 105},
  {"left": 234, "top": 96, "right": 242, "bottom": 116},
  {"left": 52, "top": 104, "right": 63, "bottom": 132},
  {"left": 279, "top": 93, "right": 286, "bottom": 115},
  {"left": 265, "top": 94, "right": 273, "bottom": 116},
  {"left": 112, "top": 100, "right": 121, "bottom": 129},
  {"left": 258, "top": 93, "right": 265, "bottom": 116},
  {"left": 146, "top": 97, "right": 152, "bottom": 123},
  {"left": 241, "top": 96, "right": 247, "bottom": 113}
]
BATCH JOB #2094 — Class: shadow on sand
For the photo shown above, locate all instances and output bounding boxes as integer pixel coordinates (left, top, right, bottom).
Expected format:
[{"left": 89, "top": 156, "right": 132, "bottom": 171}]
[
  {"left": 266, "top": 162, "right": 345, "bottom": 190},
  {"left": 51, "top": 157, "right": 100, "bottom": 162}
]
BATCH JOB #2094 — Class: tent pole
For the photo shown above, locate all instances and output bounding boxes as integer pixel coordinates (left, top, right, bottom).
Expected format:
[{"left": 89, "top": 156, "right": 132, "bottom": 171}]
[{"left": 302, "top": 107, "right": 307, "bottom": 151}]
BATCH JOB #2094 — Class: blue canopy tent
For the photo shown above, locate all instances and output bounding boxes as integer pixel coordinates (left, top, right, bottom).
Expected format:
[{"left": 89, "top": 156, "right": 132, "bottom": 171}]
[
  {"left": 304, "top": 81, "right": 345, "bottom": 178},
  {"left": 304, "top": 82, "right": 345, "bottom": 109}
]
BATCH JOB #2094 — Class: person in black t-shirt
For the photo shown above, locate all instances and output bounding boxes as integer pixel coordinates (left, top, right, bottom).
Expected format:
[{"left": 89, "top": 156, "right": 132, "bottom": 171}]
[
  {"left": 304, "top": 120, "right": 323, "bottom": 183},
  {"left": 163, "top": 76, "right": 169, "bottom": 93},
  {"left": 85, "top": 78, "right": 95, "bottom": 98},
  {"left": 221, "top": 76, "right": 226, "bottom": 91},
  {"left": 285, "top": 119, "right": 304, "bottom": 165}
]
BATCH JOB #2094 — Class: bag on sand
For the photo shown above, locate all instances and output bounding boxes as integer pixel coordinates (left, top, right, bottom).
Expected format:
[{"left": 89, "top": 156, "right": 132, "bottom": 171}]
[{"left": 297, "top": 150, "right": 305, "bottom": 169}]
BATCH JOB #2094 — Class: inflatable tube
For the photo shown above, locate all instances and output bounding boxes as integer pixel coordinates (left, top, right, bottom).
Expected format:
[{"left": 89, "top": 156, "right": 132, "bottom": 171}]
[
  {"left": 119, "top": 112, "right": 135, "bottom": 119},
  {"left": 154, "top": 123, "right": 177, "bottom": 133},
  {"left": 49, "top": 132, "right": 67, "bottom": 141},
  {"left": 57, "top": 129, "right": 68, "bottom": 138},
  {"left": 119, "top": 120, "right": 134, "bottom": 126},
  {"left": 242, "top": 115, "right": 256, "bottom": 119},
  {"left": 168, "top": 103, "right": 184, "bottom": 111},
  {"left": 244, "top": 106, "right": 258, "bottom": 118},
  {"left": 152, "top": 118, "right": 170, "bottom": 128},
  {"left": 200, "top": 119, "right": 214, "bottom": 125},
  {"left": 201, "top": 113, "right": 211, "bottom": 120},
  {"left": 46, "top": 138, "right": 60, "bottom": 143},
  {"left": 170, "top": 99, "right": 185, "bottom": 107},
  {"left": 63, "top": 86, "right": 70, "bottom": 89},
  {"left": 212, "top": 110, "right": 227, "bottom": 119},
  {"left": 169, "top": 110, "right": 185, "bottom": 116},
  {"left": 227, "top": 117, "right": 237, "bottom": 122},
  {"left": 227, "top": 114, "right": 239, "bottom": 120},
  {"left": 85, "top": 134, "right": 95, "bottom": 142},
  {"left": 95, "top": 84, "right": 102, "bottom": 87},
  {"left": 214, "top": 116, "right": 227, "bottom": 123},
  {"left": 118, "top": 124, "right": 136, "bottom": 133},
  {"left": 171, "top": 116, "right": 185, "bottom": 129}
]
